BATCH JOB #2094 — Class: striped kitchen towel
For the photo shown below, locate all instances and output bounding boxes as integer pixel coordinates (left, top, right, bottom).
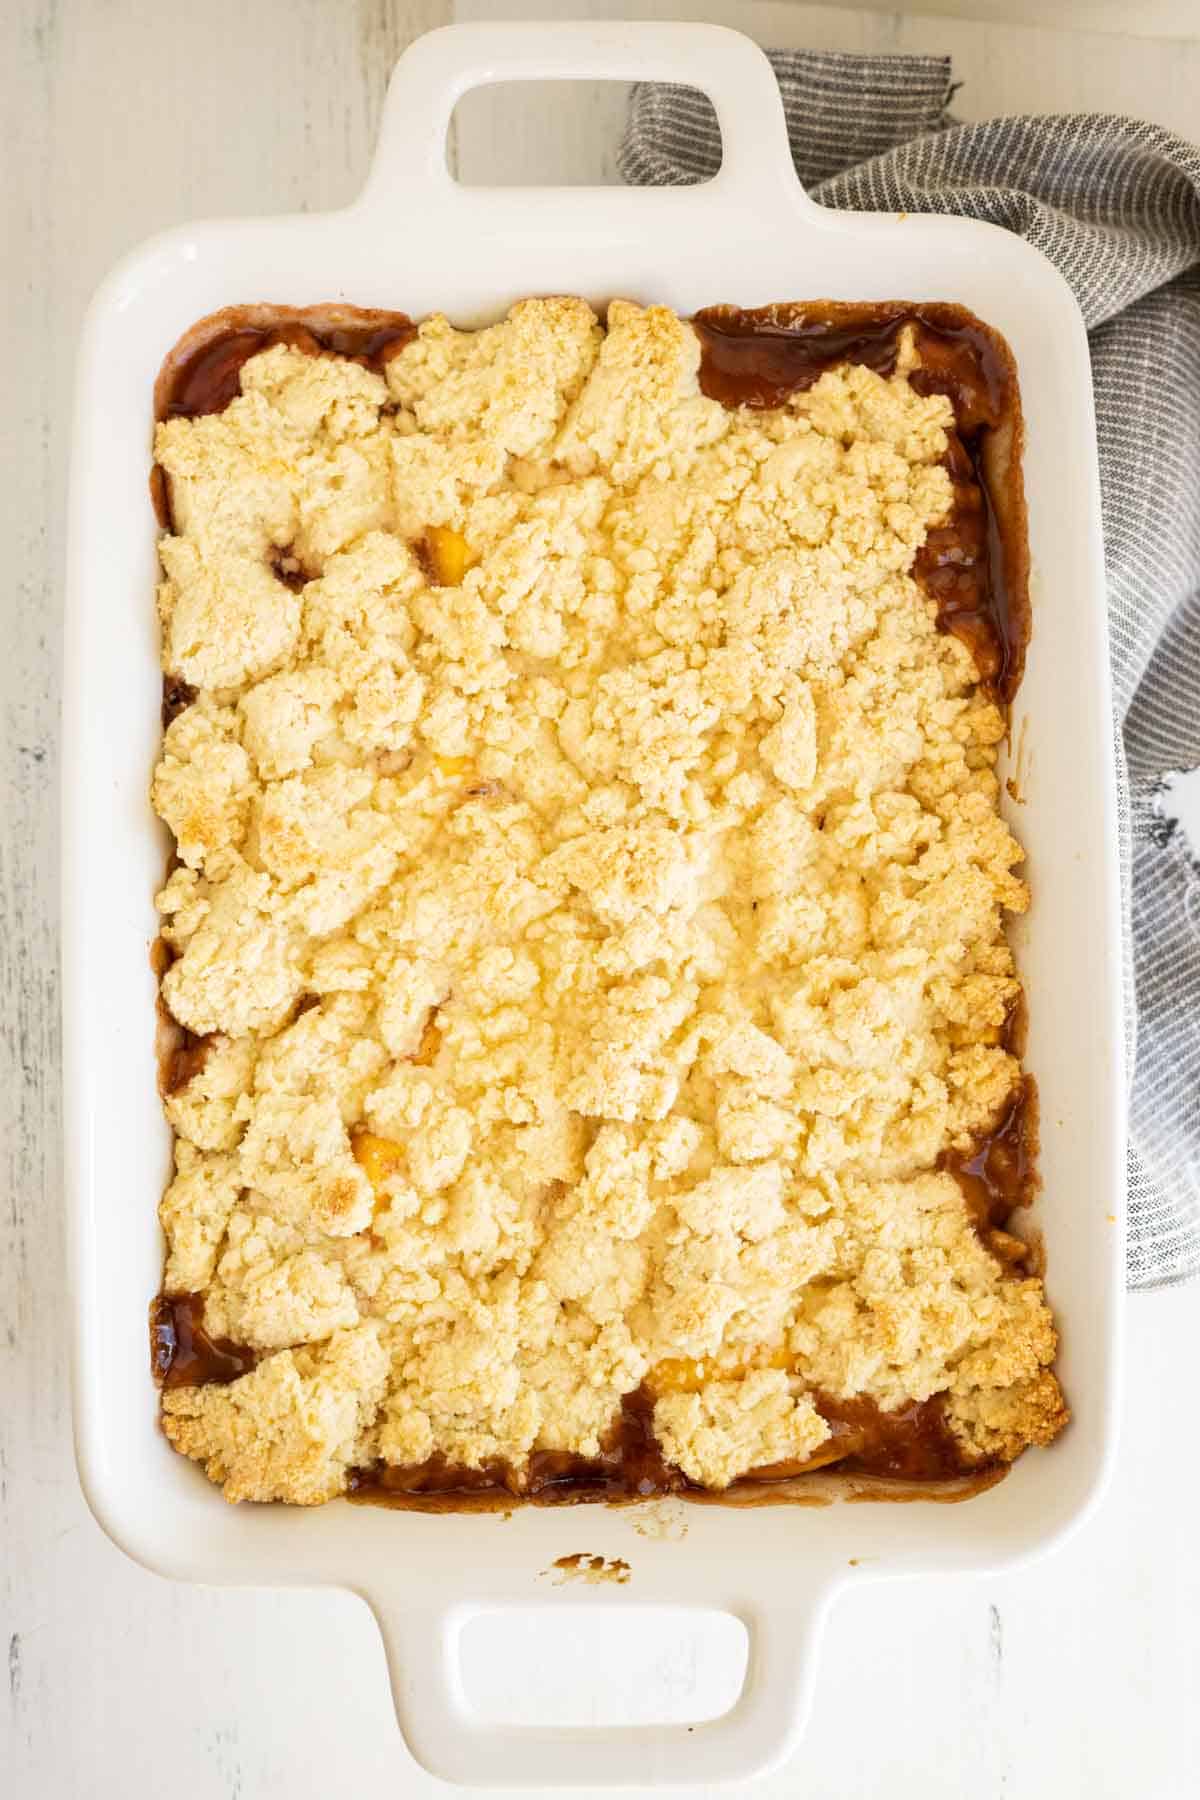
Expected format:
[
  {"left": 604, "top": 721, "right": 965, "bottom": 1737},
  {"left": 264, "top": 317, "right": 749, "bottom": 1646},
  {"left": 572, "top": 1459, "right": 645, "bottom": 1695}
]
[{"left": 621, "top": 54, "right": 1200, "bottom": 1287}]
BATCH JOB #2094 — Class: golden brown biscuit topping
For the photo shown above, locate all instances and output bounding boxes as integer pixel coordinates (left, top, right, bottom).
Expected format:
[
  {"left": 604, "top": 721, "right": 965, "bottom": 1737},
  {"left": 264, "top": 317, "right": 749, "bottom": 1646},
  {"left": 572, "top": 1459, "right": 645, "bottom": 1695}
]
[{"left": 150, "top": 297, "right": 1064, "bottom": 1505}]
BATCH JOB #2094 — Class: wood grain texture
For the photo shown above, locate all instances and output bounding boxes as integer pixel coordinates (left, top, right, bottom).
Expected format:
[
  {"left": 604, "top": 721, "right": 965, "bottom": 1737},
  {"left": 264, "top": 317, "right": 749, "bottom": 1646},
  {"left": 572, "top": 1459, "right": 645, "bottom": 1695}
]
[
  {"left": 762, "top": 0, "right": 1200, "bottom": 39},
  {"left": 453, "top": 0, "right": 1200, "bottom": 184},
  {"left": 3, "top": 1, "right": 1199, "bottom": 1795}
]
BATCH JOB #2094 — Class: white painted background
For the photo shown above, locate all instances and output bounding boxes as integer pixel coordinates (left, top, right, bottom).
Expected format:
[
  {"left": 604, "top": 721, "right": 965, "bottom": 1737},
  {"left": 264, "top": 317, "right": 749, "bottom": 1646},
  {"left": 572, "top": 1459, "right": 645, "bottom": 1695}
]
[{"left": 4, "top": 2, "right": 1199, "bottom": 1795}]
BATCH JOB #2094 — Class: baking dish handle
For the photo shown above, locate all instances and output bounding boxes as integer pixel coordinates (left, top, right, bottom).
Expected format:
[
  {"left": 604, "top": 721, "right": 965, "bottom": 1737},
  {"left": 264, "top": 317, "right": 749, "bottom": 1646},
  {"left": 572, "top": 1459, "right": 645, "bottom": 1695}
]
[
  {"left": 356, "top": 20, "right": 817, "bottom": 223},
  {"left": 368, "top": 1582, "right": 832, "bottom": 1787}
]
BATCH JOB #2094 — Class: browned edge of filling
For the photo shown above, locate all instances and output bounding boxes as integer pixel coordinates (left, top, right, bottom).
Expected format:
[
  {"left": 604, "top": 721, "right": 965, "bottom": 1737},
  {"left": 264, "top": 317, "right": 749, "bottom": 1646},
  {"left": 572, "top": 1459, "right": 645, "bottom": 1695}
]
[
  {"left": 150, "top": 303, "right": 418, "bottom": 529},
  {"left": 149, "top": 298, "right": 1035, "bottom": 1509},
  {"left": 152, "top": 930, "right": 214, "bottom": 1100},
  {"left": 692, "top": 302, "right": 1029, "bottom": 705},
  {"left": 342, "top": 1386, "right": 978, "bottom": 1512},
  {"left": 151, "top": 1291, "right": 257, "bottom": 1389},
  {"left": 153, "top": 302, "right": 416, "bottom": 421}
]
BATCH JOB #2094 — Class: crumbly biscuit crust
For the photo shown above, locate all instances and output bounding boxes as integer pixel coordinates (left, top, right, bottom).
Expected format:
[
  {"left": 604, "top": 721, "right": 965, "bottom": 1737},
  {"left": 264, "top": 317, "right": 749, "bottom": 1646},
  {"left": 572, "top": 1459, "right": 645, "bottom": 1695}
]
[{"left": 154, "top": 298, "right": 1064, "bottom": 1502}]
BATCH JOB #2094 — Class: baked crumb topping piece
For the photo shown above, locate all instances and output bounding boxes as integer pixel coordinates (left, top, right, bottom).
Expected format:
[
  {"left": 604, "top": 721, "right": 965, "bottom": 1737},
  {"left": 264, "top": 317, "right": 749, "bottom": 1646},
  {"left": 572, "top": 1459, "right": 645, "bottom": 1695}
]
[{"left": 151, "top": 297, "right": 1065, "bottom": 1504}]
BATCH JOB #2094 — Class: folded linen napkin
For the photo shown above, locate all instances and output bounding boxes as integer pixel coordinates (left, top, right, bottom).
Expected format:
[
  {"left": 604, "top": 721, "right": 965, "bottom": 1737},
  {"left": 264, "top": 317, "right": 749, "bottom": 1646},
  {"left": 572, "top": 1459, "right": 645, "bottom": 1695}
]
[{"left": 621, "top": 55, "right": 1200, "bottom": 1287}]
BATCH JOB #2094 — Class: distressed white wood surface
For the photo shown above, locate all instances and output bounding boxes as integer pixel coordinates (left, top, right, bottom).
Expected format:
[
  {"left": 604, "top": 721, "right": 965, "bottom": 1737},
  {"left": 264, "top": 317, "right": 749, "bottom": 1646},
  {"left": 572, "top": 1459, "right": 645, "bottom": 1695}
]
[
  {"left": 453, "top": 0, "right": 1200, "bottom": 181},
  {"left": 4, "top": 1, "right": 1199, "bottom": 1795}
]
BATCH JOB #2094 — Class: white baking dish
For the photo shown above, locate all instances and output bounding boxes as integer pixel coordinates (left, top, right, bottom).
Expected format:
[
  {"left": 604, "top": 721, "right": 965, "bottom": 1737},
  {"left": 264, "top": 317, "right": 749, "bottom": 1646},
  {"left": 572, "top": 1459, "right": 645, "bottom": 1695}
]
[{"left": 63, "top": 21, "right": 1124, "bottom": 1788}]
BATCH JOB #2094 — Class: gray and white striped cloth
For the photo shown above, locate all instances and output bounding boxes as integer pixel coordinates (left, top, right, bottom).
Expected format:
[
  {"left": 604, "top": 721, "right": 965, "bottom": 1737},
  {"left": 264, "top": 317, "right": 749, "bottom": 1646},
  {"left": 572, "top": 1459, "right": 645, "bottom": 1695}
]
[{"left": 621, "top": 54, "right": 1200, "bottom": 1288}]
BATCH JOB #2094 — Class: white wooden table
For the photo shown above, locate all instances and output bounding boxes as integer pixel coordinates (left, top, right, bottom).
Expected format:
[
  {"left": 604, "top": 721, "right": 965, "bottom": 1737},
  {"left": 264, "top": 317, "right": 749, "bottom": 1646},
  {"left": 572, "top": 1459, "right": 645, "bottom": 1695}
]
[{"left": 5, "top": 2, "right": 1198, "bottom": 1793}]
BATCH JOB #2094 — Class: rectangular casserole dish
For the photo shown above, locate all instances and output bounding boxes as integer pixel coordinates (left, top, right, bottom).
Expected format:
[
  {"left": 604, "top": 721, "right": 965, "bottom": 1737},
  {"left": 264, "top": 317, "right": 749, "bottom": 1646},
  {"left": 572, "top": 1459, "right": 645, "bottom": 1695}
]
[{"left": 63, "top": 22, "right": 1124, "bottom": 1788}]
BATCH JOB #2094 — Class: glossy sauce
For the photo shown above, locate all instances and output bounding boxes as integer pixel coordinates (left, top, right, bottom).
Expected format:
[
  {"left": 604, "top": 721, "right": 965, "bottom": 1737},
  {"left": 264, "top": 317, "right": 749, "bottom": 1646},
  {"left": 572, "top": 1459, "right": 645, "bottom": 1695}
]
[
  {"left": 160, "top": 1029, "right": 213, "bottom": 1097},
  {"left": 940, "top": 1077, "right": 1039, "bottom": 1238},
  {"left": 812, "top": 1392, "right": 964, "bottom": 1482},
  {"left": 152, "top": 301, "right": 1026, "bottom": 700},
  {"left": 269, "top": 548, "right": 311, "bottom": 593},
  {"left": 151, "top": 1293, "right": 257, "bottom": 1390},
  {"left": 161, "top": 676, "right": 196, "bottom": 728},
  {"left": 693, "top": 302, "right": 1027, "bottom": 701},
  {"left": 345, "top": 1381, "right": 981, "bottom": 1511},
  {"left": 348, "top": 1385, "right": 684, "bottom": 1511},
  {"left": 151, "top": 305, "right": 417, "bottom": 531},
  {"left": 151, "top": 935, "right": 215, "bottom": 1097},
  {"left": 157, "top": 310, "right": 416, "bottom": 423}
]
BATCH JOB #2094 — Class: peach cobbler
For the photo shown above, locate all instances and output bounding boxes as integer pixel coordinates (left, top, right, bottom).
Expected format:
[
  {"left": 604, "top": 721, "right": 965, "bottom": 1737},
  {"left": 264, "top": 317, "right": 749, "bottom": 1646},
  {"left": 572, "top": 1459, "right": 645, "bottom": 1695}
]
[{"left": 148, "top": 296, "right": 1066, "bottom": 1506}]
